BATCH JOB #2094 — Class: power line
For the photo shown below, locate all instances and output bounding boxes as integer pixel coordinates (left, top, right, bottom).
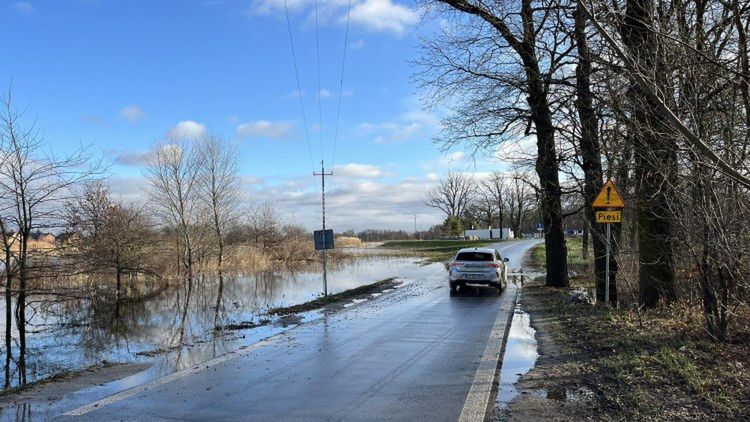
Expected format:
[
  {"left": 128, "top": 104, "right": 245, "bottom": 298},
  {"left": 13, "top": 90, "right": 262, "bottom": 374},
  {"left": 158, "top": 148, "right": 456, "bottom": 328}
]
[
  {"left": 331, "top": 0, "right": 352, "bottom": 168},
  {"left": 313, "top": 0, "right": 324, "bottom": 162},
  {"left": 283, "top": 0, "right": 315, "bottom": 172}
]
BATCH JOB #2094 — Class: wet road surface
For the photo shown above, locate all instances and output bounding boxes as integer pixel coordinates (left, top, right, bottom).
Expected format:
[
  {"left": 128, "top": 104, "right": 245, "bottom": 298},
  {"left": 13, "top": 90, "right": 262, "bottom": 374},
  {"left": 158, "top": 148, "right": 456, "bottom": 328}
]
[{"left": 60, "top": 239, "right": 539, "bottom": 421}]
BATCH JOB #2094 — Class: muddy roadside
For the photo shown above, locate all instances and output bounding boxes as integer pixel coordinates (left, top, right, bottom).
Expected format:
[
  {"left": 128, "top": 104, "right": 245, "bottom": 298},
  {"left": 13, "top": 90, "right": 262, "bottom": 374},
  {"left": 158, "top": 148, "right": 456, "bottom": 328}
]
[
  {"left": 492, "top": 245, "right": 750, "bottom": 421},
  {"left": 491, "top": 278, "right": 605, "bottom": 421},
  {"left": 0, "top": 277, "right": 403, "bottom": 408}
]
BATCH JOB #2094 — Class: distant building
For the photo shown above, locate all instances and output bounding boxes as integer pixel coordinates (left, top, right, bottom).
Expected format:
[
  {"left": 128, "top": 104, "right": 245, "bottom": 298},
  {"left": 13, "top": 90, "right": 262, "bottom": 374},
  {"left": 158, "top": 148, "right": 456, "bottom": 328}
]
[
  {"left": 564, "top": 229, "right": 584, "bottom": 237},
  {"left": 464, "top": 228, "right": 514, "bottom": 240}
]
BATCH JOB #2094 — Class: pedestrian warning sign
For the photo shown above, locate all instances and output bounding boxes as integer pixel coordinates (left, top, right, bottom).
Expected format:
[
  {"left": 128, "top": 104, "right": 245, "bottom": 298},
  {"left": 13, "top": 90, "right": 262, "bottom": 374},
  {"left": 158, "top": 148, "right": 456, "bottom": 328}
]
[
  {"left": 592, "top": 180, "right": 625, "bottom": 208},
  {"left": 595, "top": 210, "right": 622, "bottom": 223}
]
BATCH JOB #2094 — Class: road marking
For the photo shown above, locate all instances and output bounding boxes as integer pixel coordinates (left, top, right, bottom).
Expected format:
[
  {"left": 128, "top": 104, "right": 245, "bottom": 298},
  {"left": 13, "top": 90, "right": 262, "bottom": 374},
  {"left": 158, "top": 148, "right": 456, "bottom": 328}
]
[
  {"left": 63, "top": 338, "right": 276, "bottom": 416},
  {"left": 458, "top": 287, "right": 519, "bottom": 422}
]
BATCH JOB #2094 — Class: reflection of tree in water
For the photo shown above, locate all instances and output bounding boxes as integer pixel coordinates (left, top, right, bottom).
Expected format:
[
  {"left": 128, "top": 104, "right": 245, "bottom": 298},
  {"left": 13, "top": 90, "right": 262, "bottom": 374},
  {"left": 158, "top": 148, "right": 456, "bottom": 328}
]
[{"left": 2, "top": 255, "right": 413, "bottom": 389}]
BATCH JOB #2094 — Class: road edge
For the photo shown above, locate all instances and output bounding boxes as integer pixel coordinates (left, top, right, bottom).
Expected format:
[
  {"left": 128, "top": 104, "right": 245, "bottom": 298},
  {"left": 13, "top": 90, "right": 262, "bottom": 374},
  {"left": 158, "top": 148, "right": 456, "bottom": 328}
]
[{"left": 458, "top": 286, "right": 520, "bottom": 422}]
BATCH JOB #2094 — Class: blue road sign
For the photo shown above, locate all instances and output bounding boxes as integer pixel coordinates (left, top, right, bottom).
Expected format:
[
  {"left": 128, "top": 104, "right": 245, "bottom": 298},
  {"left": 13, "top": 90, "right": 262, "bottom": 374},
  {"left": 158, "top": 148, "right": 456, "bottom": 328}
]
[{"left": 314, "top": 229, "right": 334, "bottom": 250}]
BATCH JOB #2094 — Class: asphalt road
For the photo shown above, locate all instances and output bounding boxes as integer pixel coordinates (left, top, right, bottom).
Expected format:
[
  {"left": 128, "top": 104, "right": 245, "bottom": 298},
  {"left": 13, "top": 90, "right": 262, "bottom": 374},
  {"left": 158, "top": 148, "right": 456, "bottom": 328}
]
[{"left": 61, "top": 239, "right": 539, "bottom": 421}]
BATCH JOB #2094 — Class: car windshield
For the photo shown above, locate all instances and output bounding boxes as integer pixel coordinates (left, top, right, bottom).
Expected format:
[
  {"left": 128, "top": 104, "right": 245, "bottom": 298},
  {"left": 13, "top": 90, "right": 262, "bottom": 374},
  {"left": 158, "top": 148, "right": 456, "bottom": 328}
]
[{"left": 455, "top": 252, "right": 493, "bottom": 262}]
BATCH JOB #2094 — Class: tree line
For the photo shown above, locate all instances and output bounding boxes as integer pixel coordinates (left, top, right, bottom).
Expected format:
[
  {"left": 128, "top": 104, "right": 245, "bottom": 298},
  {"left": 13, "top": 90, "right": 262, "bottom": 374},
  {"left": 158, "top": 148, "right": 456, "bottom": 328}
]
[
  {"left": 425, "top": 171, "right": 538, "bottom": 237},
  {"left": 417, "top": 0, "right": 750, "bottom": 340}
]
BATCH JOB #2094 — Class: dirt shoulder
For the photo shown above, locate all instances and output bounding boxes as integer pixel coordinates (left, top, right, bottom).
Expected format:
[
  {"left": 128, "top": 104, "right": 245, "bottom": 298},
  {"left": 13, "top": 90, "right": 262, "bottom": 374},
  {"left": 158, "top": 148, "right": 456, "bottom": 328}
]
[
  {"left": 495, "top": 244, "right": 750, "bottom": 421},
  {"left": 268, "top": 277, "right": 401, "bottom": 316},
  {"left": 492, "top": 280, "right": 605, "bottom": 422}
]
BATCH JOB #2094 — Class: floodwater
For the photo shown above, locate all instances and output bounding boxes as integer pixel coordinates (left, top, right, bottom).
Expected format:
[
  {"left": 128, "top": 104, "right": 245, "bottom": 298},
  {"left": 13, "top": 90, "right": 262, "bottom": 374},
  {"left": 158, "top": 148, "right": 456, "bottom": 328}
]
[
  {"left": 0, "top": 252, "right": 441, "bottom": 391},
  {"left": 495, "top": 302, "right": 539, "bottom": 409}
]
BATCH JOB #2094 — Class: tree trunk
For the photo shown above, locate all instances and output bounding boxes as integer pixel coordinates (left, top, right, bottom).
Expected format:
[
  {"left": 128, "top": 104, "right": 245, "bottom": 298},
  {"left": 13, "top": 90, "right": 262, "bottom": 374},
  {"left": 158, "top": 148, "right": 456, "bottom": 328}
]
[
  {"left": 4, "top": 271, "right": 11, "bottom": 389},
  {"left": 518, "top": 0, "right": 568, "bottom": 287},
  {"left": 575, "top": 2, "right": 611, "bottom": 302},
  {"left": 622, "top": 0, "right": 677, "bottom": 307},
  {"left": 214, "top": 271, "right": 225, "bottom": 330},
  {"left": 16, "top": 231, "right": 28, "bottom": 385},
  {"left": 116, "top": 268, "right": 122, "bottom": 301},
  {"left": 581, "top": 224, "right": 588, "bottom": 260}
]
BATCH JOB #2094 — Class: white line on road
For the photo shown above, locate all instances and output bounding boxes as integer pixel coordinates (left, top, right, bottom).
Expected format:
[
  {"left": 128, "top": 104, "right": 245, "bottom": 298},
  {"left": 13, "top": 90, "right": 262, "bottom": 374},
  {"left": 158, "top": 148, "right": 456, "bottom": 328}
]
[{"left": 458, "top": 287, "right": 519, "bottom": 422}]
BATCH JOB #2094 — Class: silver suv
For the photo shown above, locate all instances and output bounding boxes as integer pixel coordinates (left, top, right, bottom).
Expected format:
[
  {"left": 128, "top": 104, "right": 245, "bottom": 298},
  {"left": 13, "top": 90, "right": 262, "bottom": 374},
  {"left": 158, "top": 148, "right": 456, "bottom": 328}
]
[{"left": 448, "top": 247, "right": 508, "bottom": 293}]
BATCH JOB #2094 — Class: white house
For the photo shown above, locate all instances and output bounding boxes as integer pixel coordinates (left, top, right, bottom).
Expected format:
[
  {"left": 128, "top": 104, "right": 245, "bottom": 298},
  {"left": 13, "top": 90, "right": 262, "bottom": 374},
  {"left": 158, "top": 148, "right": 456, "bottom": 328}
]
[{"left": 464, "top": 228, "right": 514, "bottom": 240}]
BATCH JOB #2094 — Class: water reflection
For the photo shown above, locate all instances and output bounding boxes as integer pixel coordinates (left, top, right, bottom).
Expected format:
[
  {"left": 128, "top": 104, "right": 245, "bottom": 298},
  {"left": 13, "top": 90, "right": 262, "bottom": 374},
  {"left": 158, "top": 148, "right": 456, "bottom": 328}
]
[
  {"left": 0, "top": 255, "right": 427, "bottom": 390},
  {"left": 496, "top": 303, "right": 539, "bottom": 409}
]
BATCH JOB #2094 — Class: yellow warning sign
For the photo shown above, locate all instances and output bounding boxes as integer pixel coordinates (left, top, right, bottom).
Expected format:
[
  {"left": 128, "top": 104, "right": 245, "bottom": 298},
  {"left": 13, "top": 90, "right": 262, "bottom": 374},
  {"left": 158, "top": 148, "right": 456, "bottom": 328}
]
[
  {"left": 592, "top": 180, "right": 625, "bottom": 208},
  {"left": 595, "top": 210, "right": 622, "bottom": 223}
]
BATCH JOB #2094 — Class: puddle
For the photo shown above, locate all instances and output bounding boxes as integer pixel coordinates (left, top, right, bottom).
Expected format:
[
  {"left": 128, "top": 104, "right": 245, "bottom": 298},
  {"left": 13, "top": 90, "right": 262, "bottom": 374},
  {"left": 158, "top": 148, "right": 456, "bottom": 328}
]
[
  {"left": 532, "top": 386, "right": 597, "bottom": 403},
  {"left": 495, "top": 303, "right": 539, "bottom": 409}
]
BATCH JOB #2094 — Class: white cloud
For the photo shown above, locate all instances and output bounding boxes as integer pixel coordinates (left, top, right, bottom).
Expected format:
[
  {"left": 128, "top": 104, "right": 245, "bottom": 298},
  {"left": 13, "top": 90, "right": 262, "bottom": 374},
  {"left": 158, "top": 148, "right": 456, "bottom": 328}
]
[
  {"left": 249, "top": 0, "right": 416, "bottom": 35},
  {"left": 249, "top": 0, "right": 305, "bottom": 15},
  {"left": 368, "top": 108, "right": 440, "bottom": 143},
  {"left": 318, "top": 89, "right": 332, "bottom": 99},
  {"left": 348, "top": 0, "right": 418, "bottom": 36},
  {"left": 419, "top": 151, "right": 471, "bottom": 171},
  {"left": 12, "top": 2, "right": 34, "bottom": 15},
  {"left": 119, "top": 105, "right": 146, "bottom": 124},
  {"left": 236, "top": 120, "right": 293, "bottom": 140},
  {"left": 108, "top": 149, "right": 149, "bottom": 167},
  {"left": 375, "top": 122, "right": 421, "bottom": 143},
  {"left": 245, "top": 172, "right": 445, "bottom": 231},
  {"left": 284, "top": 89, "right": 304, "bottom": 99},
  {"left": 168, "top": 120, "right": 207, "bottom": 140},
  {"left": 350, "top": 39, "right": 366, "bottom": 50},
  {"left": 333, "top": 163, "right": 382, "bottom": 178}
]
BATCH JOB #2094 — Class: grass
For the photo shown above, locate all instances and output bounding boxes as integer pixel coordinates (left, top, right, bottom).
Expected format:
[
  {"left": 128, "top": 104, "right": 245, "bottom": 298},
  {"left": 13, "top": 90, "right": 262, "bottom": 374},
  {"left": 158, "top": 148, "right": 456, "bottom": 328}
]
[
  {"left": 267, "top": 278, "right": 400, "bottom": 316},
  {"left": 380, "top": 239, "right": 503, "bottom": 262},
  {"left": 530, "top": 236, "right": 588, "bottom": 272},
  {"left": 523, "top": 235, "right": 749, "bottom": 418},
  {"left": 522, "top": 274, "right": 750, "bottom": 419}
]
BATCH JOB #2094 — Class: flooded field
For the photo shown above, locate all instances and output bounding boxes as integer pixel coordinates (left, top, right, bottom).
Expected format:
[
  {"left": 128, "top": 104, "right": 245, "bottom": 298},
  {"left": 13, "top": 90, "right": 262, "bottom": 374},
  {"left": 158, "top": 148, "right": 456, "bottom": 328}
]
[{"left": 0, "top": 252, "right": 440, "bottom": 390}]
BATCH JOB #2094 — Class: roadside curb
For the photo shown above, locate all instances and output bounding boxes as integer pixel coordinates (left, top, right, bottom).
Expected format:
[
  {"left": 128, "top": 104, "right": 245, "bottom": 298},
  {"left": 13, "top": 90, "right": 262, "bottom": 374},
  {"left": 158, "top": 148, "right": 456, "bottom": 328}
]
[{"left": 459, "top": 285, "right": 521, "bottom": 422}]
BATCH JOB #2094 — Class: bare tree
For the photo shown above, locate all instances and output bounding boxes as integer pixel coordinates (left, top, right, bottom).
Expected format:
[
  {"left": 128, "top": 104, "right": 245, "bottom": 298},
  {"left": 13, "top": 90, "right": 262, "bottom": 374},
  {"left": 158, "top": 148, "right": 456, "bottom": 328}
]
[
  {"left": 145, "top": 139, "right": 203, "bottom": 275},
  {"left": 0, "top": 90, "right": 101, "bottom": 385},
  {"left": 481, "top": 172, "right": 507, "bottom": 236},
  {"left": 249, "top": 202, "right": 281, "bottom": 250},
  {"left": 196, "top": 135, "right": 241, "bottom": 270},
  {"left": 505, "top": 173, "right": 534, "bottom": 236},
  {"left": 65, "top": 181, "right": 155, "bottom": 299},
  {"left": 425, "top": 172, "right": 477, "bottom": 219},
  {"left": 418, "top": 0, "right": 571, "bottom": 286}
]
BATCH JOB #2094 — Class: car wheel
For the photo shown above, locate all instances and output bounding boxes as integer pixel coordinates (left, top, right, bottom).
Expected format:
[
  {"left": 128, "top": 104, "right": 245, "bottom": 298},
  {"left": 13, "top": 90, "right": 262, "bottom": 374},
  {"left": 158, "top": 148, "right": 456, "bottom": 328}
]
[{"left": 449, "top": 281, "right": 457, "bottom": 293}]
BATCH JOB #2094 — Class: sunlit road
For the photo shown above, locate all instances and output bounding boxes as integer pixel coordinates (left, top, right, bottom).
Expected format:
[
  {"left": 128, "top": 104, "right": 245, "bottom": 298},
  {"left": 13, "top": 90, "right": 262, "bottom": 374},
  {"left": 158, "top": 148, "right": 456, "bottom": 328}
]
[{"left": 60, "top": 239, "right": 539, "bottom": 421}]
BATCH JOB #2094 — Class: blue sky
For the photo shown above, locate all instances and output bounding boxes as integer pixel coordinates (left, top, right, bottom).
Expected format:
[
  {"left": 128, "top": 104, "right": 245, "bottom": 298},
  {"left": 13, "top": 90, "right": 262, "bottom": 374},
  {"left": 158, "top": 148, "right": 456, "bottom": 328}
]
[{"left": 1, "top": 0, "right": 507, "bottom": 231}]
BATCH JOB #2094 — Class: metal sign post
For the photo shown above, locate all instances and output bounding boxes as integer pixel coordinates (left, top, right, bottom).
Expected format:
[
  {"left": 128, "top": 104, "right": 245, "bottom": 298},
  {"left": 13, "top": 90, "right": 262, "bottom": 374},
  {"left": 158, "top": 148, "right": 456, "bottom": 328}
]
[
  {"left": 605, "top": 222, "right": 611, "bottom": 305},
  {"left": 592, "top": 181, "right": 625, "bottom": 306}
]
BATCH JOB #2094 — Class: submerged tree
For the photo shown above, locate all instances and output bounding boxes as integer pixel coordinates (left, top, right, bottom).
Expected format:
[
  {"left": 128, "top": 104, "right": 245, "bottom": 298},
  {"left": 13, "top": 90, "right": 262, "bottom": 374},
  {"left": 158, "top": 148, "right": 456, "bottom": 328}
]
[
  {"left": 0, "top": 90, "right": 101, "bottom": 385},
  {"left": 196, "top": 135, "right": 241, "bottom": 270},
  {"left": 145, "top": 139, "right": 203, "bottom": 275},
  {"left": 65, "top": 181, "right": 154, "bottom": 299}
]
